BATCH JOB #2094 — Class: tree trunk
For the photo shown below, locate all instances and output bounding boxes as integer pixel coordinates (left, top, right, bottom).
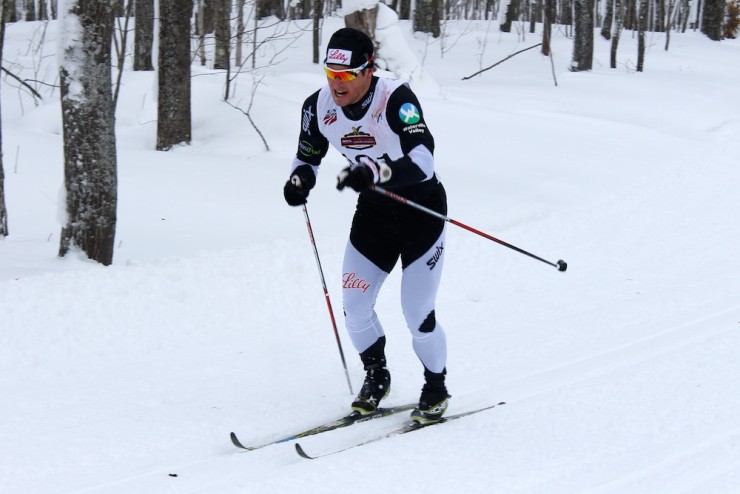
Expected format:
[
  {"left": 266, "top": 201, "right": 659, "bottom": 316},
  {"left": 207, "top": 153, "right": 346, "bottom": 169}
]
[
  {"left": 500, "top": 0, "right": 520, "bottom": 32},
  {"left": 701, "top": 0, "right": 724, "bottom": 40},
  {"left": 571, "top": 0, "right": 594, "bottom": 71},
  {"left": 664, "top": 0, "right": 676, "bottom": 49},
  {"left": 414, "top": 0, "right": 441, "bottom": 36},
  {"left": 398, "top": 0, "right": 411, "bottom": 19},
  {"left": 257, "top": 0, "right": 285, "bottom": 19},
  {"left": 197, "top": 0, "right": 207, "bottom": 65},
  {"left": 313, "top": 0, "right": 324, "bottom": 64},
  {"left": 542, "top": 0, "right": 555, "bottom": 55},
  {"left": 345, "top": 6, "right": 378, "bottom": 39},
  {"left": 601, "top": 0, "right": 614, "bottom": 38},
  {"left": 610, "top": 0, "right": 623, "bottom": 67},
  {"left": 157, "top": 0, "right": 193, "bottom": 150},
  {"left": 235, "top": 0, "right": 245, "bottom": 66},
  {"left": 636, "top": 0, "right": 648, "bottom": 70},
  {"left": 0, "top": 3, "right": 7, "bottom": 237},
  {"left": 3, "top": 0, "right": 17, "bottom": 22},
  {"left": 25, "top": 0, "right": 35, "bottom": 20},
  {"left": 134, "top": 0, "right": 154, "bottom": 71},
  {"left": 38, "top": 0, "right": 48, "bottom": 20},
  {"left": 213, "top": 0, "right": 230, "bottom": 70},
  {"left": 58, "top": 0, "right": 118, "bottom": 265}
]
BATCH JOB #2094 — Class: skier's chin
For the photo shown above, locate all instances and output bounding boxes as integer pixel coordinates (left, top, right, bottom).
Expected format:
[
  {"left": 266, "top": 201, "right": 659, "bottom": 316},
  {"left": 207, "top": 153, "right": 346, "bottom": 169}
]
[{"left": 332, "top": 91, "right": 352, "bottom": 106}]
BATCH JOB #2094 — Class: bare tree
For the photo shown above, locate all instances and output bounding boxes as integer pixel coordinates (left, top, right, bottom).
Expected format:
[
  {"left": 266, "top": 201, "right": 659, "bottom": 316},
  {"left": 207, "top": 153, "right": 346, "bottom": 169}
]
[
  {"left": 213, "top": 0, "right": 230, "bottom": 70},
  {"left": 0, "top": 1, "right": 7, "bottom": 237},
  {"left": 235, "top": 0, "right": 246, "bottom": 66},
  {"left": 58, "top": 0, "right": 118, "bottom": 265},
  {"left": 38, "top": 0, "right": 49, "bottom": 20},
  {"left": 636, "top": 0, "right": 648, "bottom": 70},
  {"left": 500, "top": 0, "right": 520, "bottom": 32},
  {"left": 196, "top": 0, "right": 208, "bottom": 66},
  {"left": 25, "top": 0, "right": 35, "bottom": 20},
  {"left": 257, "top": 0, "right": 285, "bottom": 19},
  {"left": 610, "top": 0, "right": 624, "bottom": 67},
  {"left": 414, "top": 0, "right": 441, "bottom": 36},
  {"left": 601, "top": 0, "right": 614, "bottom": 39},
  {"left": 157, "top": 0, "right": 193, "bottom": 150},
  {"left": 345, "top": 5, "right": 378, "bottom": 38},
  {"left": 542, "top": 0, "right": 555, "bottom": 55},
  {"left": 571, "top": 0, "right": 594, "bottom": 71},
  {"left": 134, "top": 0, "right": 154, "bottom": 71},
  {"left": 3, "top": 0, "right": 17, "bottom": 22},
  {"left": 701, "top": 0, "right": 724, "bottom": 39},
  {"left": 312, "top": 0, "right": 324, "bottom": 64}
]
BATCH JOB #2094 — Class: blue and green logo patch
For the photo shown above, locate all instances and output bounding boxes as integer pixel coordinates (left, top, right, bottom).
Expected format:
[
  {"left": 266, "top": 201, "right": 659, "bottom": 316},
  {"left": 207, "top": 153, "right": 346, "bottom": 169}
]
[{"left": 399, "top": 103, "right": 420, "bottom": 124}]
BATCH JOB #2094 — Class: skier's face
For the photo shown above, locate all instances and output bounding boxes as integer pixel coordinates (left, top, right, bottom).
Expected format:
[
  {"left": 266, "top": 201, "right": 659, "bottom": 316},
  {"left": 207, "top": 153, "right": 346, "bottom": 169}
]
[{"left": 325, "top": 64, "right": 374, "bottom": 107}]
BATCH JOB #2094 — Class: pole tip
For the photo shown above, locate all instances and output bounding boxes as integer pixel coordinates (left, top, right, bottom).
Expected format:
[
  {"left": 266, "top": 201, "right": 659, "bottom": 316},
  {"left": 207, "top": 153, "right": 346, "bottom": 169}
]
[{"left": 557, "top": 260, "right": 568, "bottom": 272}]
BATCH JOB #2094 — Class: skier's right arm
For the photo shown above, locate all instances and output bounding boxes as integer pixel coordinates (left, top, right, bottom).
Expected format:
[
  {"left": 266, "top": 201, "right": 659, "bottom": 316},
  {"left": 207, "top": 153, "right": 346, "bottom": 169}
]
[{"left": 284, "top": 91, "right": 329, "bottom": 206}]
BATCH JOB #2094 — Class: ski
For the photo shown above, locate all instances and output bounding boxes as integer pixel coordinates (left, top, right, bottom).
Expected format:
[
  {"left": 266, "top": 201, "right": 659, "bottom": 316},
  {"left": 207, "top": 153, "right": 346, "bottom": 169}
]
[
  {"left": 295, "top": 401, "right": 506, "bottom": 459},
  {"left": 230, "top": 403, "right": 416, "bottom": 451}
]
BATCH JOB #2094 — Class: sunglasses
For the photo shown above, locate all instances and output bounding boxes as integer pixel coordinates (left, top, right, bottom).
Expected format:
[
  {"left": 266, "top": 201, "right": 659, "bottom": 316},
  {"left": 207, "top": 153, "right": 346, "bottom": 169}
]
[{"left": 323, "top": 58, "right": 372, "bottom": 81}]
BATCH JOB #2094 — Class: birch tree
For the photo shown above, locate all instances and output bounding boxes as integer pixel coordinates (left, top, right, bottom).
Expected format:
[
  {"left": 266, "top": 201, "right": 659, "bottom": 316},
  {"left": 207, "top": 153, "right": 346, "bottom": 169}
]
[{"left": 58, "top": 0, "right": 118, "bottom": 265}]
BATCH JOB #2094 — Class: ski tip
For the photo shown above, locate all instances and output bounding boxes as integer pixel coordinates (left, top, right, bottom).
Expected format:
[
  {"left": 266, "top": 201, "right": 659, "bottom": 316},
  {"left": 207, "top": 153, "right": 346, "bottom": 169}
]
[
  {"left": 295, "top": 442, "right": 315, "bottom": 460},
  {"left": 230, "top": 432, "right": 252, "bottom": 450}
]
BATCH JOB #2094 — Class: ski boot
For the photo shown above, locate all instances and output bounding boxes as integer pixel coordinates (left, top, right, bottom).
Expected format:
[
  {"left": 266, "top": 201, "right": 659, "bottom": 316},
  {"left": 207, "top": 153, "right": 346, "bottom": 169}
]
[
  {"left": 351, "top": 363, "right": 391, "bottom": 415},
  {"left": 411, "top": 369, "right": 450, "bottom": 425}
]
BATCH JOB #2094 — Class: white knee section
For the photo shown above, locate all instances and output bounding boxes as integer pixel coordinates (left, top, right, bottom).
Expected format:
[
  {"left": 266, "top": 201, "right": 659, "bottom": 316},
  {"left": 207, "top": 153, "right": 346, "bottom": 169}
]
[{"left": 401, "top": 227, "right": 447, "bottom": 373}]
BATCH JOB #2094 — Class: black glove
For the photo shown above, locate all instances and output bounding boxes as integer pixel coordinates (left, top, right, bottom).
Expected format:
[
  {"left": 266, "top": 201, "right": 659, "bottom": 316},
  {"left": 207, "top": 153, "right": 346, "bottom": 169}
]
[
  {"left": 283, "top": 164, "right": 316, "bottom": 206},
  {"left": 336, "top": 157, "right": 383, "bottom": 192}
]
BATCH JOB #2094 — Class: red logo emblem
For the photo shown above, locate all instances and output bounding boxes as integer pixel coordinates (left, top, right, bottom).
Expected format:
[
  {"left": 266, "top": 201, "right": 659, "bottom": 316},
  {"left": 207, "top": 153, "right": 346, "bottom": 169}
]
[{"left": 343, "top": 272, "right": 371, "bottom": 293}]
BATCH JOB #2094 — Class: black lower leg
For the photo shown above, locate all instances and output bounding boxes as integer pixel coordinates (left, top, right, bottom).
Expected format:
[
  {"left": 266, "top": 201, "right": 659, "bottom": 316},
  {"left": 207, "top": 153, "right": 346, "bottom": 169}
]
[{"left": 359, "top": 336, "right": 387, "bottom": 369}]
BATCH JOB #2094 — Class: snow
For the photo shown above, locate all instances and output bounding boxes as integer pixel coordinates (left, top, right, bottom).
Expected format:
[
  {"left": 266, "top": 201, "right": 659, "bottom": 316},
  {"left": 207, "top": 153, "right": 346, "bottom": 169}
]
[
  {"left": 2, "top": 16, "right": 740, "bottom": 493},
  {"left": 57, "top": 1, "right": 86, "bottom": 101}
]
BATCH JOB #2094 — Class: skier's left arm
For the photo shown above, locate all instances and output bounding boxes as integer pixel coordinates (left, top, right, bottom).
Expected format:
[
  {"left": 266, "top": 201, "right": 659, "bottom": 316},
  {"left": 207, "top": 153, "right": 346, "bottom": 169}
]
[{"left": 379, "top": 83, "right": 436, "bottom": 187}]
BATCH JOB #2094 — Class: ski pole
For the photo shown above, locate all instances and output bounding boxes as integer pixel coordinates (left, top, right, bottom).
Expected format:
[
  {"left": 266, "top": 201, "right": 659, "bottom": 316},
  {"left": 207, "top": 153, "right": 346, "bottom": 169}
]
[
  {"left": 371, "top": 185, "right": 567, "bottom": 272},
  {"left": 301, "top": 204, "right": 354, "bottom": 394}
]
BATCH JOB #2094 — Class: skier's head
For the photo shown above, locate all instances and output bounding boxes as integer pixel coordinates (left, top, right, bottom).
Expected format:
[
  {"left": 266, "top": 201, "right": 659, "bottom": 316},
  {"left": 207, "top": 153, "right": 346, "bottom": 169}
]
[
  {"left": 324, "top": 28, "right": 375, "bottom": 107},
  {"left": 324, "top": 28, "right": 375, "bottom": 70}
]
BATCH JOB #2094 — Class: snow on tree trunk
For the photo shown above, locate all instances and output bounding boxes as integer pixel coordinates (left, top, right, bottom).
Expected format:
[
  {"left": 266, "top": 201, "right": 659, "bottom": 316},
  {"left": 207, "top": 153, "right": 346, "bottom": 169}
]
[
  {"left": 344, "top": 1, "right": 378, "bottom": 38},
  {"left": 58, "top": 0, "right": 118, "bottom": 265},
  {"left": 156, "top": 0, "right": 192, "bottom": 150}
]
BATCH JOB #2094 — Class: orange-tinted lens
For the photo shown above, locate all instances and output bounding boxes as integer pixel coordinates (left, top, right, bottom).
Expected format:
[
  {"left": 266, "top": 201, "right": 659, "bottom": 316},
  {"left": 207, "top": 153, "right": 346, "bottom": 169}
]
[{"left": 324, "top": 67, "right": 359, "bottom": 81}]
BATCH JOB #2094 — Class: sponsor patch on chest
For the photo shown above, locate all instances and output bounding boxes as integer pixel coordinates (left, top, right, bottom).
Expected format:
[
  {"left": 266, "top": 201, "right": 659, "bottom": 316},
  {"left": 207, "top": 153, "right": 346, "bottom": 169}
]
[{"left": 340, "top": 126, "right": 377, "bottom": 150}]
